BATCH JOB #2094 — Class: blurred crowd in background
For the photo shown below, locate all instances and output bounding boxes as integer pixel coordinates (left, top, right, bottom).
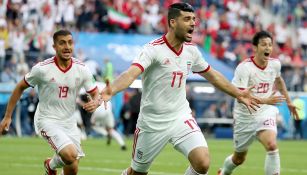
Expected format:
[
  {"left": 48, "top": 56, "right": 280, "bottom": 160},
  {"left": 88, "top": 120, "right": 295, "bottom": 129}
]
[{"left": 0, "top": 0, "right": 306, "bottom": 139}]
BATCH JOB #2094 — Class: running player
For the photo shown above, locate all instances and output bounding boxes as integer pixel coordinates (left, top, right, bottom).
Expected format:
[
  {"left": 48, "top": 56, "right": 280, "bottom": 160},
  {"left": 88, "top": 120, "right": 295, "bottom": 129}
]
[
  {"left": 0, "top": 29, "right": 101, "bottom": 175},
  {"left": 217, "top": 31, "right": 299, "bottom": 175}
]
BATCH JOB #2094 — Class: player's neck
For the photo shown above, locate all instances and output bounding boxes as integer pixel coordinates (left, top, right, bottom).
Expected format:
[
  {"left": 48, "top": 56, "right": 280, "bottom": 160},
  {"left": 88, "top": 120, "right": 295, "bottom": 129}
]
[
  {"left": 55, "top": 56, "right": 72, "bottom": 69},
  {"left": 253, "top": 56, "right": 268, "bottom": 67},
  {"left": 165, "top": 32, "right": 183, "bottom": 52}
]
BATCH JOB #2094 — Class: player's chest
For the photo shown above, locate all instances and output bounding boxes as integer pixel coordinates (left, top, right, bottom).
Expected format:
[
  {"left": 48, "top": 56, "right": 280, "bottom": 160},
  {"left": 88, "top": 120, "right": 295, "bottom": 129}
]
[
  {"left": 250, "top": 67, "right": 276, "bottom": 83},
  {"left": 157, "top": 55, "right": 193, "bottom": 73},
  {"left": 42, "top": 70, "right": 82, "bottom": 89}
]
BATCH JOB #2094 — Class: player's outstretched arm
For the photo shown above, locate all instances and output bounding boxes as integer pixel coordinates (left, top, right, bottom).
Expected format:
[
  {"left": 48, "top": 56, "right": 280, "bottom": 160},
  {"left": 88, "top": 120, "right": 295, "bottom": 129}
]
[
  {"left": 0, "top": 79, "right": 29, "bottom": 135},
  {"left": 200, "top": 68, "right": 260, "bottom": 113},
  {"left": 275, "top": 76, "right": 299, "bottom": 120},
  {"left": 101, "top": 65, "right": 142, "bottom": 102}
]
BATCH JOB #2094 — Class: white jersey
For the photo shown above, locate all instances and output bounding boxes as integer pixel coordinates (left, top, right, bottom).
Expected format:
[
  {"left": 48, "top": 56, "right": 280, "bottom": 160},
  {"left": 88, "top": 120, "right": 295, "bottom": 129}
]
[
  {"left": 232, "top": 57, "right": 281, "bottom": 120},
  {"left": 132, "top": 35, "right": 210, "bottom": 131},
  {"left": 25, "top": 57, "right": 97, "bottom": 124}
]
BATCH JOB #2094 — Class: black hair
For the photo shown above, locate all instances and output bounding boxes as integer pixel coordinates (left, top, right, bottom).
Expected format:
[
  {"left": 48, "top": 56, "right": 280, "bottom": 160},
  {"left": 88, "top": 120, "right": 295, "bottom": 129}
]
[
  {"left": 168, "top": 2, "right": 194, "bottom": 26},
  {"left": 252, "top": 31, "right": 273, "bottom": 46},
  {"left": 53, "top": 29, "right": 72, "bottom": 43}
]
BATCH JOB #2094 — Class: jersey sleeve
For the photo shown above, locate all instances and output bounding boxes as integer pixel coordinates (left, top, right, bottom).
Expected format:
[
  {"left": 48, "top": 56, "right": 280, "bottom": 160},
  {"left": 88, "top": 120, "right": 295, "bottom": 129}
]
[
  {"left": 132, "top": 44, "right": 155, "bottom": 72},
  {"left": 24, "top": 64, "right": 41, "bottom": 87},
  {"left": 232, "top": 63, "right": 249, "bottom": 89},
  {"left": 82, "top": 66, "right": 97, "bottom": 93},
  {"left": 191, "top": 46, "right": 210, "bottom": 73},
  {"left": 274, "top": 59, "right": 281, "bottom": 78}
]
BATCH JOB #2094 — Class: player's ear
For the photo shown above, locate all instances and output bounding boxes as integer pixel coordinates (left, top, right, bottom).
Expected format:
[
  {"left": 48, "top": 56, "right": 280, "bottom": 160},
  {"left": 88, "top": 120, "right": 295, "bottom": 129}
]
[
  {"left": 170, "top": 19, "right": 176, "bottom": 28},
  {"left": 252, "top": 45, "right": 257, "bottom": 52}
]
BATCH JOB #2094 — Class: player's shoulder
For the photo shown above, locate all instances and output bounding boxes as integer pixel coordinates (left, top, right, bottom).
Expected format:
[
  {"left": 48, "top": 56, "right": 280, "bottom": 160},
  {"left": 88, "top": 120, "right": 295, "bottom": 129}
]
[
  {"left": 148, "top": 36, "right": 165, "bottom": 47},
  {"left": 72, "top": 57, "right": 86, "bottom": 66},
  {"left": 184, "top": 41, "right": 196, "bottom": 47},
  {"left": 38, "top": 57, "right": 55, "bottom": 67},
  {"left": 237, "top": 57, "right": 253, "bottom": 67},
  {"left": 268, "top": 57, "right": 280, "bottom": 64}
]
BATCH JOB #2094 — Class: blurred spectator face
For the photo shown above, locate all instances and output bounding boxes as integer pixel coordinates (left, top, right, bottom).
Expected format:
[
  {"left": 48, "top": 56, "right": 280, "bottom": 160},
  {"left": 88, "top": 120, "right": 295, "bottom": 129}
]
[{"left": 53, "top": 34, "right": 74, "bottom": 61}]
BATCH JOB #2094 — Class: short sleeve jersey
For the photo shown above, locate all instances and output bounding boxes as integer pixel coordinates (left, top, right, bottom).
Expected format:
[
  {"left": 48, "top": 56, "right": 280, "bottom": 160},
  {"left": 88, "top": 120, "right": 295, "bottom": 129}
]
[
  {"left": 25, "top": 57, "right": 97, "bottom": 122},
  {"left": 132, "top": 35, "right": 210, "bottom": 131},
  {"left": 232, "top": 57, "right": 281, "bottom": 119}
]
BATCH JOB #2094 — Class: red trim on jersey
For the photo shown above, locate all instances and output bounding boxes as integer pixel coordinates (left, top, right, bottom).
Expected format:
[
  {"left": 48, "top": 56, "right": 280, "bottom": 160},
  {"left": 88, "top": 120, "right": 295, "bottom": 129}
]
[
  {"left": 184, "top": 42, "right": 194, "bottom": 45},
  {"left": 150, "top": 37, "right": 163, "bottom": 44},
  {"left": 173, "top": 130, "right": 201, "bottom": 143},
  {"left": 73, "top": 60, "right": 85, "bottom": 66},
  {"left": 163, "top": 35, "right": 183, "bottom": 56},
  {"left": 151, "top": 41, "right": 165, "bottom": 46},
  {"left": 193, "top": 65, "right": 211, "bottom": 73},
  {"left": 54, "top": 56, "right": 73, "bottom": 73},
  {"left": 132, "top": 128, "right": 140, "bottom": 159},
  {"left": 250, "top": 56, "right": 266, "bottom": 70},
  {"left": 41, "top": 130, "right": 57, "bottom": 151},
  {"left": 86, "top": 86, "right": 97, "bottom": 93},
  {"left": 23, "top": 77, "right": 33, "bottom": 87},
  {"left": 40, "top": 58, "right": 55, "bottom": 66},
  {"left": 132, "top": 63, "right": 144, "bottom": 72}
]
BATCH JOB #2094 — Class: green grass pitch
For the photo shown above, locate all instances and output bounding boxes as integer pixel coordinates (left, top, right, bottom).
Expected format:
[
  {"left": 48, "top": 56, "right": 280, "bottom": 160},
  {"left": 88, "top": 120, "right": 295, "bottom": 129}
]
[{"left": 0, "top": 137, "right": 306, "bottom": 175}]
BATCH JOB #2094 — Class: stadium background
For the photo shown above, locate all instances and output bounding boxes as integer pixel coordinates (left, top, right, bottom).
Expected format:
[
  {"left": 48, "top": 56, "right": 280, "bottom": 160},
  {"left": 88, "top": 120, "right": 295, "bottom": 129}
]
[{"left": 0, "top": 0, "right": 306, "bottom": 174}]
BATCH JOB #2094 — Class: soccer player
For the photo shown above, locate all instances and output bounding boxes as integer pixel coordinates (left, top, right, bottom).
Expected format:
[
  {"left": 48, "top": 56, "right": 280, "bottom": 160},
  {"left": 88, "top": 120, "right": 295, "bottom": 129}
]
[
  {"left": 217, "top": 31, "right": 299, "bottom": 175},
  {"left": 0, "top": 29, "right": 101, "bottom": 175},
  {"left": 101, "top": 2, "right": 259, "bottom": 175},
  {"left": 90, "top": 82, "right": 127, "bottom": 150}
]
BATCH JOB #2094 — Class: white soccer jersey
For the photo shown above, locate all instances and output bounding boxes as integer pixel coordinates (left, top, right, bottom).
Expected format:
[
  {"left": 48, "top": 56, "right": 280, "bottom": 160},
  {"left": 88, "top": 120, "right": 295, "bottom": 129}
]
[
  {"left": 132, "top": 35, "right": 210, "bottom": 131},
  {"left": 25, "top": 57, "right": 97, "bottom": 123},
  {"left": 232, "top": 56, "right": 281, "bottom": 120}
]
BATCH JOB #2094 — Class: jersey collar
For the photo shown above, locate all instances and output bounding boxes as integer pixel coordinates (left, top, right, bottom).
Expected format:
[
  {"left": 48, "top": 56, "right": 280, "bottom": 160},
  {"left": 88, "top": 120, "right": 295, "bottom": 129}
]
[
  {"left": 54, "top": 56, "right": 73, "bottom": 73},
  {"left": 250, "top": 56, "right": 267, "bottom": 70},
  {"left": 163, "top": 34, "right": 183, "bottom": 56}
]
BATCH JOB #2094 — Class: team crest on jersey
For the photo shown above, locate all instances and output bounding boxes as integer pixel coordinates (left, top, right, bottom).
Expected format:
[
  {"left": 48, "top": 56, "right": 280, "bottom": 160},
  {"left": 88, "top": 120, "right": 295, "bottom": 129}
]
[
  {"left": 187, "top": 61, "right": 192, "bottom": 72},
  {"left": 137, "top": 150, "right": 143, "bottom": 160}
]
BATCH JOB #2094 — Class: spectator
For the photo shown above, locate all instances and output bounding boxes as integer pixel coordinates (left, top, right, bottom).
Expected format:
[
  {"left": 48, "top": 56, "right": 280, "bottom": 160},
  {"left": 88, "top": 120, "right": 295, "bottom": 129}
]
[{"left": 292, "top": 95, "right": 306, "bottom": 139}]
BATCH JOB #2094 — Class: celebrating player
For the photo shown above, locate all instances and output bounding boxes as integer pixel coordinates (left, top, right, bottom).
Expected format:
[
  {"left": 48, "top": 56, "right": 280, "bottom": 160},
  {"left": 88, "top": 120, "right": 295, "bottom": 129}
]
[
  {"left": 0, "top": 29, "right": 101, "bottom": 175},
  {"left": 217, "top": 31, "right": 299, "bottom": 175},
  {"left": 101, "top": 2, "right": 259, "bottom": 175}
]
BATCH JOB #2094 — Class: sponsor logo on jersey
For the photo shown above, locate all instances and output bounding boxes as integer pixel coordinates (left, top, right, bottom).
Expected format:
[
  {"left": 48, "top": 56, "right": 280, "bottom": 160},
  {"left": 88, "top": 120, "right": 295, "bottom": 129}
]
[
  {"left": 50, "top": 77, "right": 56, "bottom": 82},
  {"left": 163, "top": 58, "right": 171, "bottom": 65}
]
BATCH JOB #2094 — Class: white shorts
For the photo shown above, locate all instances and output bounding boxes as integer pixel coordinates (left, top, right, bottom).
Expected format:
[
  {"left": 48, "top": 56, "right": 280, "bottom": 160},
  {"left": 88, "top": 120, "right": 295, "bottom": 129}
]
[
  {"left": 233, "top": 107, "right": 278, "bottom": 152},
  {"left": 131, "top": 114, "right": 208, "bottom": 172},
  {"left": 91, "top": 106, "right": 115, "bottom": 128},
  {"left": 36, "top": 120, "right": 85, "bottom": 158}
]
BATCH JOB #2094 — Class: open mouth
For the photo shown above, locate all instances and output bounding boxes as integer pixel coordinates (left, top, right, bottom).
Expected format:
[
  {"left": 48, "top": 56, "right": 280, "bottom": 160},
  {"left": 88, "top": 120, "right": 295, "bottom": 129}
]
[
  {"left": 187, "top": 29, "right": 194, "bottom": 34},
  {"left": 264, "top": 53, "right": 270, "bottom": 56}
]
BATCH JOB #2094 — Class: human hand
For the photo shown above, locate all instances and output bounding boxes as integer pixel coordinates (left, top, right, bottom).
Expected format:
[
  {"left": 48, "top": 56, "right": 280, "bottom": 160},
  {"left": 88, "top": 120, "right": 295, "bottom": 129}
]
[
  {"left": 237, "top": 86, "right": 260, "bottom": 114},
  {"left": 0, "top": 116, "right": 11, "bottom": 136},
  {"left": 287, "top": 103, "right": 299, "bottom": 120},
  {"left": 263, "top": 91, "right": 286, "bottom": 105},
  {"left": 82, "top": 95, "right": 101, "bottom": 113},
  {"left": 101, "top": 80, "right": 112, "bottom": 109}
]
